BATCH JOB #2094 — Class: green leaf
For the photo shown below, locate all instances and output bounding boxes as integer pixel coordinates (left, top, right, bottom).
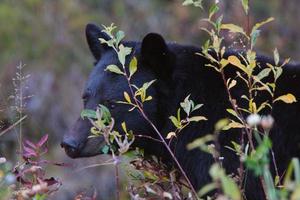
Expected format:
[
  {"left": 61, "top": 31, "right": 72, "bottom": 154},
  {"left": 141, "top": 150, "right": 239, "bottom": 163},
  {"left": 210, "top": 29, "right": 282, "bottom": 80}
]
[
  {"left": 215, "top": 118, "right": 230, "bottom": 131},
  {"left": 118, "top": 44, "right": 132, "bottom": 66},
  {"left": 81, "top": 109, "right": 97, "bottom": 119},
  {"left": 142, "top": 79, "right": 156, "bottom": 90},
  {"left": 198, "top": 183, "right": 217, "bottom": 197},
  {"left": 228, "top": 79, "right": 237, "bottom": 90},
  {"left": 99, "top": 104, "right": 111, "bottom": 123},
  {"left": 99, "top": 38, "right": 115, "bottom": 48},
  {"left": 223, "top": 121, "right": 244, "bottom": 131},
  {"left": 169, "top": 116, "right": 181, "bottom": 128},
  {"left": 227, "top": 55, "right": 249, "bottom": 76},
  {"left": 274, "top": 93, "right": 297, "bottom": 104},
  {"left": 257, "top": 102, "right": 272, "bottom": 113},
  {"left": 291, "top": 186, "right": 300, "bottom": 200},
  {"left": 123, "top": 91, "right": 131, "bottom": 103},
  {"left": 220, "top": 58, "right": 229, "bottom": 69},
  {"left": 284, "top": 158, "right": 300, "bottom": 186},
  {"left": 182, "top": 0, "right": 193, "bottom": 6},
  {"left": 187, "top": 134, "right": 214, "bottom": 150},
  {"left": 275, "top": 67, "right": 283, "bottom": 81},
  {"left": 188, "top": 116, "right": 207, "bottom": 122},
  {"left": 182, "top": 0, "right": 203, "bottom": 8},
  {"left": 180, "top": 95, "right": 192, "bottom": 115},
  {"left": 101, "top": 23, "right": 117, "bottom": 38},
  {"left": 144, "top": 96, "right": 152, "bottom": 101},
  {"left": 256, "top": 68, "right": 271, "bottom": 81},
  {"left": 250, "top": 18, "right": 274, "bottom": 49},
  {"left": 226, "top": 108, "right": 242, "bottom": 122},
  {"left": 121, "top": 122, "right": 127, "bottom": 133},
  {"left": 241, "top": 0, "right": 249, "bottom": 14},
  {"left": 221, "top": 176, "right": 242, "bottom": 200},
  {"left": 129, "top": 57, "right": 137, "bottom": 77},
  {"left": 274, "top": 175, "right": 280, "bottom": 186},
  {"left": 250, "top": 29, "right": 260, "bottom": 49},
  {"left": 105, "top": 65, "right": 124, "bottom": 75},
  {"left": 101, "top": 145, "right": 110, "bottom": 154},
  {"left": 221, "top": 24, "right": 247, "bottom": 37},
  {"left": 116, "top": 30, "right": 125, "bottom": 45},
  {"left": 193, "top": 103, "right": 203, "bottom": 112},
  {"left": 166, "top": 132, "right": 176, "bottom": 139},
  {"left": 209, "top": 3, "right": 219, "bottom": 19},
  {"left": 274, "top": 48, "right": 280, "bottom": 66},
  {"left": 252, "top": 17, "right": 274, "bottom": 34}
]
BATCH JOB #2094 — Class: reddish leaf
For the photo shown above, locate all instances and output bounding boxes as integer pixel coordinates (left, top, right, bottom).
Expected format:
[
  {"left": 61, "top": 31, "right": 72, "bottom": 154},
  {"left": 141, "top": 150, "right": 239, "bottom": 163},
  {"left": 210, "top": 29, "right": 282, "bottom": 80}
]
[
  {"left": 40, "top": 147, "right": 49, "bottom": 155},
  {"left": 25, "top": 140, "right": 37, "bottom": 149},
  {"left": 43, "top": 177, "right": 59, "bottom": 186},
  {"left": 23, "top": 145, "right": 37, "bottom": 157},
  {"left": 23, "top": 152, "right": 37, "bottom": 158},
  {"left": 37, "top": 134, "right": 48, "bottom": 147}
]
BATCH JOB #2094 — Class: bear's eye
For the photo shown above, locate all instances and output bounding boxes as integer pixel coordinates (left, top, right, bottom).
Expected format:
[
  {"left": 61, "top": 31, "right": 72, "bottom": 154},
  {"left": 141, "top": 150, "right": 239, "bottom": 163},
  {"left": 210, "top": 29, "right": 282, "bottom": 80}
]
[
  {"left": 104, "top": 99, "right": 116, "bottom": 110},
  {"left": 82, "top": 91, "right": 91, "bottom": 104}
]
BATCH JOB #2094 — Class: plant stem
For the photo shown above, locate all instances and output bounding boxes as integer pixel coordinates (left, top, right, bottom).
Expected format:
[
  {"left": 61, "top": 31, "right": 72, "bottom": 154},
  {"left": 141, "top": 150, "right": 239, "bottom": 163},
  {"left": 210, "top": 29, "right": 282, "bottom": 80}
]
[
  {"left": 0, "top": 115, "right": 27, "bottom": 137},
  {"left": 119, "top": 55, "right": 199, "bottom": 199},
  {"left": 115, "top": 161, "right": 120, "bottom": 200}
]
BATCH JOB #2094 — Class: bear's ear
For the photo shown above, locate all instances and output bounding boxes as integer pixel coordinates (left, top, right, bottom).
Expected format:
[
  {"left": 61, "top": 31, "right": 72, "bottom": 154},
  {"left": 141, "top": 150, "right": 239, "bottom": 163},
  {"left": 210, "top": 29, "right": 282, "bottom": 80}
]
[
  {"left": 86, "top": 23, "right": 111, "bottom": 61},
  {"left": 141, "top": 33, "right": 173, "bottom": 79}
]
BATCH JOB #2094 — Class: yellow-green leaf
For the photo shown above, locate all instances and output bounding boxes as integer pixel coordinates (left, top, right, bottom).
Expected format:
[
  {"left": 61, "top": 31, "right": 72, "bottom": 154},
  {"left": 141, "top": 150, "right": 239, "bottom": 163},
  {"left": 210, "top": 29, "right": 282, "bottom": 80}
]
[
  {"left": 169, "top": 116, "right": 181, "bottom": 128},
  {"left": 144, "top": 96, "right": 152, "bottom": 101},
  {"left": 227, "top": 55, "right": 249, "bottom": 75},
  {"left": 291, "top": 186, "right": 300, "bottom": 200},
  {"left": 215, "top": 118, "right": 229, "bottom": 131},
  {"left": 129, "top": 57, "right": 137, "bottom": 77},
  {"left": 198, "top": 183, "right": 218, "bottom": 197},
  {"left": 105, "top": 65, "right": 124, "bottom": 75},
  {"left": 274, "top": 175, "right": 280, "bottom": 186},
  {"left": 256, "top": 68, "right": 271, "bottom": 82},
  {"left": 274, "top": 48, "right": 279, "bottom": 66},
  {"left": 274, "top": 93, "right": 297, "bottom": 104},
  {"left": 252, "top": 17, "right": 274, "bottom": 33},
  {"left": 121, "top": 122, "right": 127, "bottom": 133},
  {"left": 188, "top": 116, "right": 208, "bottom": 122},
  {"left": 118, "top": 44, "right": 132, "bottom": 66},
  {"left": 226, "top": 108, "right": 242, "bottom": 121},
  {"left": 223, "top": 121, "right": 244, "bottom": 131},
  {"left": 228, "top": 79, "right": 237, "bottom": 90},
  {"left": 187, "top": 135, "right": 214, "bottom": 150},
  {"left": 166, "top": 132, "right": 176, "bottom": 139},
  {"left": 124, "top": 91, "right": 131, "bottom": 103},
  {"left": 241, "top": 0, "right": 249, "bottom": 14},
  {"left": 221, "top": 24, "right": 247, "bottom": 37},
  {"left": 220, "top": 58, "right": 229, "bottom": 69},
  {"left": 221, "top": 176, "right": 242, "bottom": 200}
]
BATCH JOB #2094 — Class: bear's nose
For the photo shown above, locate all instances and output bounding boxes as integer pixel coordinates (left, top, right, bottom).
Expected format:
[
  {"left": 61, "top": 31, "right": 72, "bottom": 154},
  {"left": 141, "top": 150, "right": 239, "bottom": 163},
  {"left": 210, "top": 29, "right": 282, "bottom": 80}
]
[{"left": 61, "top": 137, "right": 81, "bottom": 158}]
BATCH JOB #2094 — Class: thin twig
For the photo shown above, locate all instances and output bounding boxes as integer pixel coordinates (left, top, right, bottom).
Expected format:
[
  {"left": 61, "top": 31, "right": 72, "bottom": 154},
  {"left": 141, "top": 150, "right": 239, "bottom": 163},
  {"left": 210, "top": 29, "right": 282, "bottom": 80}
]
[
  {"left": 134, "top": 134, "right": 163, "bottom": 143},
  {"left": 0, "top": 115, "right": 27, "bottom": 137},
  {"left": 115, "top": 162, "right": 120, "bottom": 200},
  {"left": 136, "top": 107, "right": 199, "bottom": 199},
  {"left": 112, "top": 46, "right": 199, "bottom": 199},
  {"left": 74, "top": 161, "right": 114, "bottom": 172},
  {"left": 271, "top": 149, "right": 281, "bottom": 185}
]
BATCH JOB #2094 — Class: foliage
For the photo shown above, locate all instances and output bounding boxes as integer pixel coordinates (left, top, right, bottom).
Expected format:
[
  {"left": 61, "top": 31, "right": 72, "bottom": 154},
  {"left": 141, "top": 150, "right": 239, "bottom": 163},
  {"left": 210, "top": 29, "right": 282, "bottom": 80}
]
[
  {"left": 12, "top": 134, "right": 63, "bottom": 199},
  {"left": 184, "top": 0, "right": 300, "bottom": 200},
  {"left": 0, "top": 134, "right": 64, "bottom": 199},
  {"left": 1, "top": 0, "right": 300, "bottom": 199},
  {"left": 82, "top": 1, "right": 300, "bottom": 196}
]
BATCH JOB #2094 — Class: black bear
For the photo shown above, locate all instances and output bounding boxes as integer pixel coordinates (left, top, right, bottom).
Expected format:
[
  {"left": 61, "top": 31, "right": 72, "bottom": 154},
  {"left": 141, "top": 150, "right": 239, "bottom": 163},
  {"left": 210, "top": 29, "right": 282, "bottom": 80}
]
[{"left": 62, "top": 23, "right": 300, "bottom": 200}]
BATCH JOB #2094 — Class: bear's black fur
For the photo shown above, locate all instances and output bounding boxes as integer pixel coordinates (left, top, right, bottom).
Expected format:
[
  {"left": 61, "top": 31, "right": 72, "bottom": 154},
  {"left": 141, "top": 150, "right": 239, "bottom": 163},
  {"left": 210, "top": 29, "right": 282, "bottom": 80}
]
[{"left": 62, "top": 23, "right": 300, "bottom": 200}]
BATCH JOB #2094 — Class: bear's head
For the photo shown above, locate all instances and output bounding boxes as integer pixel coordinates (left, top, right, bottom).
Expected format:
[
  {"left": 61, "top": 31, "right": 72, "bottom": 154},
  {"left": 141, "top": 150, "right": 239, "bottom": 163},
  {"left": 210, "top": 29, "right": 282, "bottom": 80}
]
[{"left": 61, "top": 24, "right": 175, "bottom": 158}]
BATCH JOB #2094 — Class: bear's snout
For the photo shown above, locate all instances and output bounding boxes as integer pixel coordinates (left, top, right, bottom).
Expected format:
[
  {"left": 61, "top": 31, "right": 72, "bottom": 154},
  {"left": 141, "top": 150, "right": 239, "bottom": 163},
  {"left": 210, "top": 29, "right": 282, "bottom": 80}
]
[{"left": 61, "top": 136, "right": 82, "bottom": 158}]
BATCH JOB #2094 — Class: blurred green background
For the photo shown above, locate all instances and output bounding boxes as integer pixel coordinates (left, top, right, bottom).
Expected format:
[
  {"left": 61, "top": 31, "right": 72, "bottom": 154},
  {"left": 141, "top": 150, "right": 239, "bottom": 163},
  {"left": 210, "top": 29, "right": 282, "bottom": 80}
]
[{"left": 0, "top": 0, "right": 299, "bottom": 199}]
